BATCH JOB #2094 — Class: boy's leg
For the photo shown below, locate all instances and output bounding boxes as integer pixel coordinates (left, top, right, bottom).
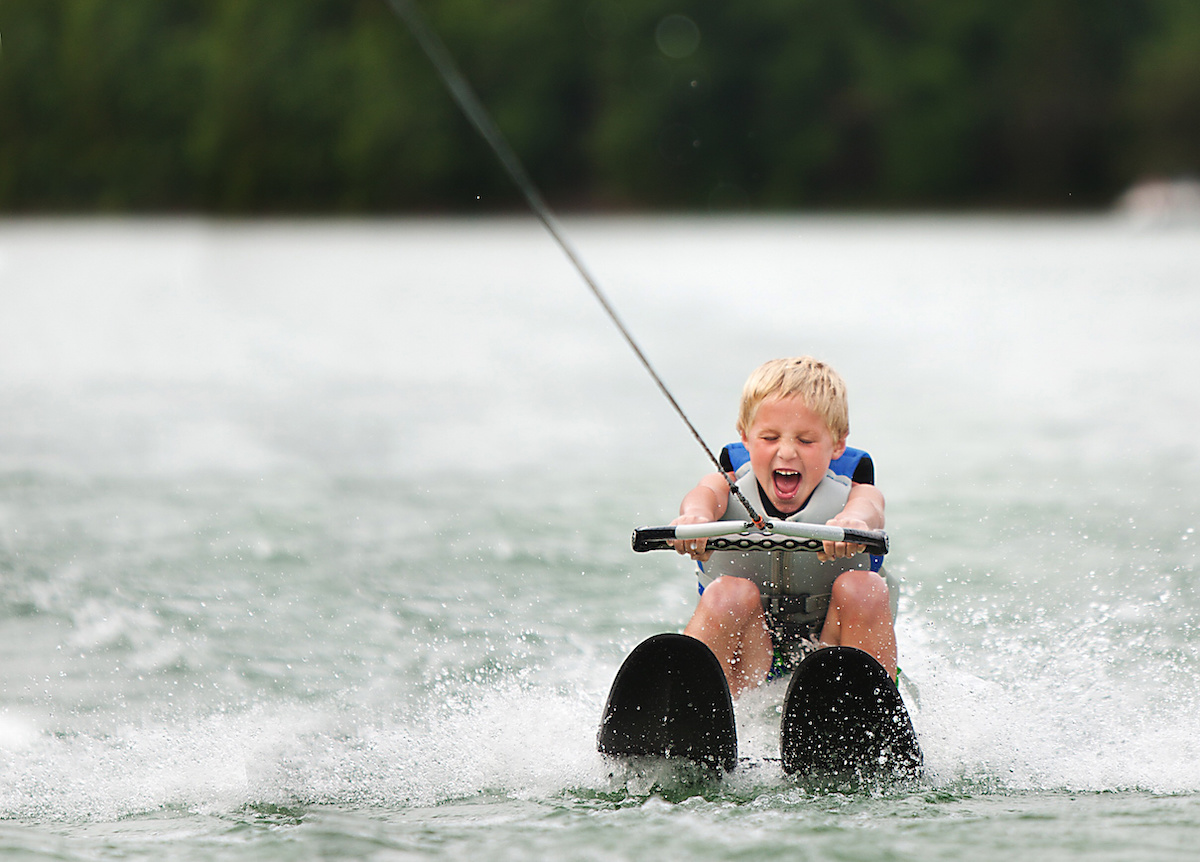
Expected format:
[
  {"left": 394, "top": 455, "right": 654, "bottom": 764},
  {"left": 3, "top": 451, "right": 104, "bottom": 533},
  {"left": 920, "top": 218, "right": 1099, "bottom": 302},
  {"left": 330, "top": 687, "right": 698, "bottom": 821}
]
[
  {"left": 683, "top": 576, "right": 773, "bottom": 698},
  {"left": 818, "top": 570, "right": 897, "bottom": 679}
]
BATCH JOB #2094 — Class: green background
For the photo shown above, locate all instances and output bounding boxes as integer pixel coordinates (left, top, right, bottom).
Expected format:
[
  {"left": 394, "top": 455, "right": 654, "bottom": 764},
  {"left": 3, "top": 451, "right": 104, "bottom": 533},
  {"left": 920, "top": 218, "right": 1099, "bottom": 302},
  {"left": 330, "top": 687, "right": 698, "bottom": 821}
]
[{"left": 1, "top": 0, "right": 1197, "bottom": 213}]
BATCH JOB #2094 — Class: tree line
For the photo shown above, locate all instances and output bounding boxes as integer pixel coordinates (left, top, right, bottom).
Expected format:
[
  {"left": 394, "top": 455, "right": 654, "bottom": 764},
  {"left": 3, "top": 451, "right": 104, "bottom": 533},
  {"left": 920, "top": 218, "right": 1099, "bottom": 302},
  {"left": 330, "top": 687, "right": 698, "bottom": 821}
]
[{"left": 0, "top": 0, "right": 1196, "bottom": 213}]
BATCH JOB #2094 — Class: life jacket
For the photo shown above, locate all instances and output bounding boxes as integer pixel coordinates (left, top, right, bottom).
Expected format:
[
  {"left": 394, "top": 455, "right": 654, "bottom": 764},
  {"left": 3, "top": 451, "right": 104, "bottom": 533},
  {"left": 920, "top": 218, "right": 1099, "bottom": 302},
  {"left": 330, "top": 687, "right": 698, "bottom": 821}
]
[
  {"left": 719, "top": 441, "right": 875, "bottom": 485},
  {"left": 698, "top": 443, "right": 899, "bottom": 637}
]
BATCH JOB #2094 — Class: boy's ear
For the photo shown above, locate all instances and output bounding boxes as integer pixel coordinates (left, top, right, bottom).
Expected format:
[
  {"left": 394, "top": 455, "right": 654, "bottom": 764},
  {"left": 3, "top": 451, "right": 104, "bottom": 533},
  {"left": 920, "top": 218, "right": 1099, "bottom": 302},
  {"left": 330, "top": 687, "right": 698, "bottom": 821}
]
[{"left": 832, "top": 435, "right": 847, "bottom": 460}]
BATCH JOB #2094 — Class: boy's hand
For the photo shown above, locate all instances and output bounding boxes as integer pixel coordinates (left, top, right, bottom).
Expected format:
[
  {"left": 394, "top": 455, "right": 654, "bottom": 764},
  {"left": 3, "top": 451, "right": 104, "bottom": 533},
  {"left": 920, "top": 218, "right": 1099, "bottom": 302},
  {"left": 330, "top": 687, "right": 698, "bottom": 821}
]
[
  {"left": 669, "top": 513, "right": 714, "bottom": 562},
  {"left": 669, "top": 473, "right": 732, "bottom": 563},
  {"left": 819, "top": 515, "right": 870, "bottom": 562},
  {"left": 821, "top": 482, "right": 884, "bottom": 561}
]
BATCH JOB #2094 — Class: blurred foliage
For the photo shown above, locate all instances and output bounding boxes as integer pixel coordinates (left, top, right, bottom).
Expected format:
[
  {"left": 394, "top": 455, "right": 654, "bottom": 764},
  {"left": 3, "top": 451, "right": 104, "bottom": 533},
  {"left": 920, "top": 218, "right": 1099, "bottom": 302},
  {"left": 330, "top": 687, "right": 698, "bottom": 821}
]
[{"left": 0, "top": 0, "right": 1196, "bottom": 212}]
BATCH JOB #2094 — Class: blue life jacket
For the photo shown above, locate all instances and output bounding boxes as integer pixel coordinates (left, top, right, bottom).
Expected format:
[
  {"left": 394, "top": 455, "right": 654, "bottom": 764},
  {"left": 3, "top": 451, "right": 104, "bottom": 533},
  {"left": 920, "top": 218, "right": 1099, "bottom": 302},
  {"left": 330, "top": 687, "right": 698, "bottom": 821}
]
[
  {"left": 717, "top": 442, "right": 881, "bottom": 572},
  {"left": 719, "top": 443, "right": 875, "bottom": 485}
]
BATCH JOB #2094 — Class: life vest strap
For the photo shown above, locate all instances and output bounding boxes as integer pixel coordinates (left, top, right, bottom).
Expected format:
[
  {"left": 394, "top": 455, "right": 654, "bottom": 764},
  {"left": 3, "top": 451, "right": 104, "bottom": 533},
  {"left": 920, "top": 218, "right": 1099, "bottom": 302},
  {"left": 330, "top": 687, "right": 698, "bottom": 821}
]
[{"left": 763, "top": 592, "right": 831, "bottom": 619}]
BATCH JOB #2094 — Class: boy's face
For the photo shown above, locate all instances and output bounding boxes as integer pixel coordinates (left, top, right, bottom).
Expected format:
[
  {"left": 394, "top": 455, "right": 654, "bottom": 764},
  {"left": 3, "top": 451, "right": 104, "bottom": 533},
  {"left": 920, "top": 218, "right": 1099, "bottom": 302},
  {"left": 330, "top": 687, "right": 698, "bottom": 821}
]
[{"left": 740, "top": 395, "right": 847, "bottom": 515}]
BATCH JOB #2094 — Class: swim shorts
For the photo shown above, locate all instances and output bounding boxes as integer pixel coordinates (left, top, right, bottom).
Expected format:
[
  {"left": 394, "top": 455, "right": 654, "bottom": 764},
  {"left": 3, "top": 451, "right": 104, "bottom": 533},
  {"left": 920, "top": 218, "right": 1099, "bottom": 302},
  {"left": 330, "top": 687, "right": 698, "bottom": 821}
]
[{"left": 765, "top": 632, "right": 824, "bottom": 681}]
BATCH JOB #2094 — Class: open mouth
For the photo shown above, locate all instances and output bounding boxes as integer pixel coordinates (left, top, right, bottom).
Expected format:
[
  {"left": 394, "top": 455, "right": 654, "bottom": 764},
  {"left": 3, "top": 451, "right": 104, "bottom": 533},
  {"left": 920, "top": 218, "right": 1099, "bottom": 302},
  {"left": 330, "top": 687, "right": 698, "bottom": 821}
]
[{"left": 773, "top": 469, "right": 802, "bottom": 500}]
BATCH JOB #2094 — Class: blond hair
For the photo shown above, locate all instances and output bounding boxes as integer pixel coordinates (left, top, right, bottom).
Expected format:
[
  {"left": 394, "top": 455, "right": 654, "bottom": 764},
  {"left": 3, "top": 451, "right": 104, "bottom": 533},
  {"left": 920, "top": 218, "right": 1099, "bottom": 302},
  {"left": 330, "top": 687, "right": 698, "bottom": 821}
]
[{"left": 736, "top": 356, "right": 849, "bottom": 441}]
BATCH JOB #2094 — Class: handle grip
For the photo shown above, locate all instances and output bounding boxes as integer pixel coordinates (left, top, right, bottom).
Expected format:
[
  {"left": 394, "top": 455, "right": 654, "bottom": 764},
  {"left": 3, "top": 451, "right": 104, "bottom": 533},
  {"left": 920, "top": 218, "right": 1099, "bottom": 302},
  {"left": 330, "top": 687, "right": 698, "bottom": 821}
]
[{"left": 632, "top": 522, "right": 888, "bottom": 555}]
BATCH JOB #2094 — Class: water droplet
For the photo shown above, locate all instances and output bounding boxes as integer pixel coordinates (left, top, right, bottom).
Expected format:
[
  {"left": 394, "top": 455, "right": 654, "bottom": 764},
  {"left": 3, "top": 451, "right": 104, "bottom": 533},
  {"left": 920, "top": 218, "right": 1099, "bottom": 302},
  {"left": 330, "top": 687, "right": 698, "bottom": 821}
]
[{"left": 655, "top": 14, "right": 700, "bottom": 59}]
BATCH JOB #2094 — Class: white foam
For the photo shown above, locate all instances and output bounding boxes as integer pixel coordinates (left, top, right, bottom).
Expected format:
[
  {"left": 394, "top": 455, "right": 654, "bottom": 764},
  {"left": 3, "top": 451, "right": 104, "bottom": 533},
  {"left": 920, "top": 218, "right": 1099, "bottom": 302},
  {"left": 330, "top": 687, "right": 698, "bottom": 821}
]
[
  {"left": 900, "top": 631, "right": 1200, "bottom": 794},
  {"left": 0, "top": 677, "right": 612, "bottom": 821},
  {"left": 0, "top": 712, "right": 38, "bottom": 752}
]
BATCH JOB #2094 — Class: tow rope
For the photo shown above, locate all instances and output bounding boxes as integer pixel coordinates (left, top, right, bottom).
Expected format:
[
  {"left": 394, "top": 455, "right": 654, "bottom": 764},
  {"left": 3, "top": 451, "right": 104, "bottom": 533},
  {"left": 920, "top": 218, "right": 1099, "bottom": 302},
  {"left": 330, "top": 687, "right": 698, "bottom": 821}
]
[{"left": 385, "top": 0, "right": 767, "bottom": 528}]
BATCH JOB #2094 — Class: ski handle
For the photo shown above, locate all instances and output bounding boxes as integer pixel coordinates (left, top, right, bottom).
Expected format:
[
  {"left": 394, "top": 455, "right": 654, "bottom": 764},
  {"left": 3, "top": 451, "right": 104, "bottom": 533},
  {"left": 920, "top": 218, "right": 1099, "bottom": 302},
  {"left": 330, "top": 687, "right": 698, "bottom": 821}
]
[{"left": 632, "top": 520, "right": 889, "bottom": 556}]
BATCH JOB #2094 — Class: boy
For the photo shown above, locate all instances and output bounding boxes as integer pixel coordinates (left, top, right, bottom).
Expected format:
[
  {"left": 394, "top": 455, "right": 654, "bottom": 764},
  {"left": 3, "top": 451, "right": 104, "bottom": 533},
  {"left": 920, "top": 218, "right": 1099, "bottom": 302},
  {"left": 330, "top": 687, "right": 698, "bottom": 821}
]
[{"left": 671, "top": 356, "right": 898, "bottom": 697}]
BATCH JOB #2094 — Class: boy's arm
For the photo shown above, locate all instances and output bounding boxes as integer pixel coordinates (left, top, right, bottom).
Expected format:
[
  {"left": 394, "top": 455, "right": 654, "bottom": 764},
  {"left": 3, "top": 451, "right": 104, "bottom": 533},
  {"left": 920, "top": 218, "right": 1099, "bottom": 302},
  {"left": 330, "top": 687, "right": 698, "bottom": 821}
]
[
  {"left": 820, "top": 482, "right": 886, "bottom": 562},
  {"left": 669, "top": 472, "right": 732, "bottom": 561}
]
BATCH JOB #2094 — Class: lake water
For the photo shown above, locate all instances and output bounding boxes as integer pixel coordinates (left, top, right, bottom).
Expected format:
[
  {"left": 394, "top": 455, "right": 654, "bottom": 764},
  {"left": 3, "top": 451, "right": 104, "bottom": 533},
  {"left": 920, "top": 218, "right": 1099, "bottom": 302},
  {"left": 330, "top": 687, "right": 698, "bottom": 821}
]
[{"left": 1, "top": 215, "right": 1198, "bottom": 859}]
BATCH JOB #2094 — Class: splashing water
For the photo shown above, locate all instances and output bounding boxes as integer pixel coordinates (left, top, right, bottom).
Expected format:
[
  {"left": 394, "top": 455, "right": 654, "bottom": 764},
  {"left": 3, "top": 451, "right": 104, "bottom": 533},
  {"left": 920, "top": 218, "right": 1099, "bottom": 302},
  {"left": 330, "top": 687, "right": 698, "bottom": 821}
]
[{"left": 1, "top": 217, "right": 1198, "bottom": 858}]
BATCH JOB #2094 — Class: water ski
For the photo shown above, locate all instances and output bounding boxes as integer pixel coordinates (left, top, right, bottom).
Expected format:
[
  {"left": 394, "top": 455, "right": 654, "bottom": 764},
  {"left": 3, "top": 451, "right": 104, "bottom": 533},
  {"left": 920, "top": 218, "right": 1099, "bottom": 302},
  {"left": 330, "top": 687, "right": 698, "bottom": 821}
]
[
  {"left": 597, "top": 633, "right": 737, "bottom": 772},
  {"left": 781, "top": 646, "right": 921, "bottom": 778}
]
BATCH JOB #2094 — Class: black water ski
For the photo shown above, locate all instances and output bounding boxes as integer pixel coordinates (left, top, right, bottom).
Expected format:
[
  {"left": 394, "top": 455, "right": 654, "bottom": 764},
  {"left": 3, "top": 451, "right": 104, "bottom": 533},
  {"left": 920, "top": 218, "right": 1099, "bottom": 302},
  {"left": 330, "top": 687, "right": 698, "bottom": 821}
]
[
  {"left": 781, "top": 646, "right": 921, "bottom": 778},
  {"left": 597, "top": 633, "right": 737, "bottom": 772}
]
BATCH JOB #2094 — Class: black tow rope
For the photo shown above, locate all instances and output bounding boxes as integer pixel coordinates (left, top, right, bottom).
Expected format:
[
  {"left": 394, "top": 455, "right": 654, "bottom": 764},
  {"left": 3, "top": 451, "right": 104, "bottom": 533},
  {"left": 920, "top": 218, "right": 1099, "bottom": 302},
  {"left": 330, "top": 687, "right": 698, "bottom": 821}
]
[{"left": 385, "top": 0, "right": 767, "bottom": 529}]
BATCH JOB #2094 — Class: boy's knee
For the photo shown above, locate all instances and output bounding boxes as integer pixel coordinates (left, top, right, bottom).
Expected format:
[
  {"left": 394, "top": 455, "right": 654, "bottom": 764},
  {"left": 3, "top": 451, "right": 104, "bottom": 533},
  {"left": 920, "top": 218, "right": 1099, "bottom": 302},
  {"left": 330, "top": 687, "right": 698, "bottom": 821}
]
[
  {"left": 700, "top": 576, "right": 762, "bottom": 616},
  {"left": 831, "top": 570, "right": 891, "bottom": 620}
]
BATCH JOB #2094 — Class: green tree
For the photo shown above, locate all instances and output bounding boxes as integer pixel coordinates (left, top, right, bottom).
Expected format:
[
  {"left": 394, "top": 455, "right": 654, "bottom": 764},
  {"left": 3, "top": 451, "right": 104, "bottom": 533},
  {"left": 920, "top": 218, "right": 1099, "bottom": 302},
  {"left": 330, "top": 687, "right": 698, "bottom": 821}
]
[
  {"left": 1120, "top": 0, "right": 1200, "bottom": 178},
  {"left": 0, "top": 0, "right": 1194, "bottom": 212}
]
